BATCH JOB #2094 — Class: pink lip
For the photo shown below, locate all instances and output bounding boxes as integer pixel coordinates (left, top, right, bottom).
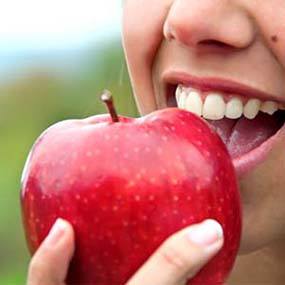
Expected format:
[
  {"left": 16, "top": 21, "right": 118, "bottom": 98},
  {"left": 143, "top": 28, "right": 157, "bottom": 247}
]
[
  {"left": 233, "top": 124, "right": 285, "bottom": 178},
  {"left": 162, "top": 70, "right": 285, "bottom": 177},
  {"left": 162, "top": 70, "right": 285, "bottom": 103}
]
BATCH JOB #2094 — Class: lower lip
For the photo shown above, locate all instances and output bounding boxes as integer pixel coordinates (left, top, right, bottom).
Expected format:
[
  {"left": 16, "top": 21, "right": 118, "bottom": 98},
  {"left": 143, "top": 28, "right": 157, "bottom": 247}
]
[{"left": 233, "top": 122, "right": 285, "bottom": 178}]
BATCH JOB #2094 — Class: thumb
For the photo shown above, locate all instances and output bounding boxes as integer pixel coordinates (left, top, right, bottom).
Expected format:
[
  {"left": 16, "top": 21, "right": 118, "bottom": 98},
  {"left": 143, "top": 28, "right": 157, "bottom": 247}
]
[
  {"left": 127, "top": 219, "right": 224, "bottom": 285},
  {"left": 27, "top": 218, "right": 75, "bottom": 285}
]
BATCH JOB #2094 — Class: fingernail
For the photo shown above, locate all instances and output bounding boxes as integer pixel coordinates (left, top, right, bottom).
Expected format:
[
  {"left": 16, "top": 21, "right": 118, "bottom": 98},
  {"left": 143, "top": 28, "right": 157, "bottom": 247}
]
[
  {"left": 187, "top": 219, "right": 223, "bottom": 247},
  {"left": 44, "top": 218, "right": 67, "bottom": 246}
]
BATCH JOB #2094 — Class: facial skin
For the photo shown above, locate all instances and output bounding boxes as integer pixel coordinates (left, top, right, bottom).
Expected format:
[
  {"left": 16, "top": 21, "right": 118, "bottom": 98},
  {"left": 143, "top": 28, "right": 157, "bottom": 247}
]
[{"left": 122, "top": 0, "right": 285, "bottom": 264}]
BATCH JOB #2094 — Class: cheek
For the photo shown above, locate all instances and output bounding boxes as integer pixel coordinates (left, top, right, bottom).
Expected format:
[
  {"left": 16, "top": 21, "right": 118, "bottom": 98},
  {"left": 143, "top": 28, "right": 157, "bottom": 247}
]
[
  {"left": 122, "top": 1, "right": 172, "bottom": 114},
  {"left": 254, "top": 2, "right": 285, "bottom": 68},
  {"left": 122, "top": 1, "right": 171, "bottom": 63}
]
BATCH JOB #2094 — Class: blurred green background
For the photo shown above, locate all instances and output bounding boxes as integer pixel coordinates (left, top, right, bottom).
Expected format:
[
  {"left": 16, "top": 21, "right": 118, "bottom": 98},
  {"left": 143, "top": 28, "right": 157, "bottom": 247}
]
[{"left": 0, "top": 1, "right": 138, "bottom": 283}]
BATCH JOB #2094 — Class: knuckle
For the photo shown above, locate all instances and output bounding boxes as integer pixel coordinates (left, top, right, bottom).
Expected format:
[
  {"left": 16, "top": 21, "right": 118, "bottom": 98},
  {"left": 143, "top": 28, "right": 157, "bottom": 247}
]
[{"left": 158, "top": 238, "right": 192, "bottom": 272}]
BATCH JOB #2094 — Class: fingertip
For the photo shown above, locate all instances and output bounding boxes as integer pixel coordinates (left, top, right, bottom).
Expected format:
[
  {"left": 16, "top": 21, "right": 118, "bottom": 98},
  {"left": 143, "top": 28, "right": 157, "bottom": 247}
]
[
  {"left": 203, "top": 219, "right": 224, "bottom": 240},
  {"left": 61, "top": 219, "right": 75, "bottom": 259},
  {"left": 50, "top": 218, "right": 75, "bottom": 260},
  {"left": 43, "top": 218, "right": 70, "bottom": 247},
  {"left": 27, "top": 219, "right": 75, "bottom": 285},
  {"left": 185, "top": 220, "right": 223, "bottom": 252}
]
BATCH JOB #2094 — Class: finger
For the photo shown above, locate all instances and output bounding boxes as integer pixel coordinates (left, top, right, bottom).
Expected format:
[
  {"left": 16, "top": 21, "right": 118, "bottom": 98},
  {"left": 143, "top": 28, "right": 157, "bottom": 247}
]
[
  {"left": 27, "top": 218, "right": 75, "bottom": 285},
  {"left": 126, "top": 219, "right": 224, "bottom": 285}
]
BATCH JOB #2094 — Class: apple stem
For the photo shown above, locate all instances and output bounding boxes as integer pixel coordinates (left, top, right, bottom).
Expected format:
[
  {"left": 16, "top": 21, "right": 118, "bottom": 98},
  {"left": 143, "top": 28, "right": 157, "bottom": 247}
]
[{"left": 101, "top": 90, "right": 119, "bottom": 123}]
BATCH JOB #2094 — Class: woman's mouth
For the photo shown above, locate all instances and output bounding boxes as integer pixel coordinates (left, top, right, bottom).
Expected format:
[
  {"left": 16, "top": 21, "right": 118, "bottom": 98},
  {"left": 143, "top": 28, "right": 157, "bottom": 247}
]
[{"left": 163, "top": 74, "right": 285, "bottom": 177}]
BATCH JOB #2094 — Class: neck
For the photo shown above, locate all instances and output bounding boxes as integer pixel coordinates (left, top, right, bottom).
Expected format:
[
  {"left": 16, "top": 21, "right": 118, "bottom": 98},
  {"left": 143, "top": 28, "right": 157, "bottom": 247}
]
[{"left": 228, "top": 239, "right": 285, "bottom": 285}]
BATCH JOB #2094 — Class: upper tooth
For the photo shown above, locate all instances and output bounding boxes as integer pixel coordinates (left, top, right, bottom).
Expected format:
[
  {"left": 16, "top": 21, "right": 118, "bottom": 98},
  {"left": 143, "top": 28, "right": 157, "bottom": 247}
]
[
  {"left": 260, "top": 101, "right": 278, "bottom": 115},
  {"left": 225, "top": 97, "right": 243, "bottom": 119},
  {"left": 175, "top": 85, "right": 182, "bottom": 102},
  {"left": 177, "top": 91, "right": 187, "bottom": 109},
  {"left": 244, "top": 99, "right": 261, "bottom": 119},
  {"left": 279, "top": 103, "right": 285, "bottom": 110},
  {"left": 184, "top": 91, "right": 203, "bottom": 116},
  {"left": 175, "top": 85, "right": 281, "bottom": 120},
  {"left": 203, "top": 94, "right": 226, "bottom": 120}
]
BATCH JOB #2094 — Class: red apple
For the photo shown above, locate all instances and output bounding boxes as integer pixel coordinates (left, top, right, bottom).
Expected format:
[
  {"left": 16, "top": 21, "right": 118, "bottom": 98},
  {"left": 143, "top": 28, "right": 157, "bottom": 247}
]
[{"left": 21, "top": 92, "right": 241, "bottom": 285}]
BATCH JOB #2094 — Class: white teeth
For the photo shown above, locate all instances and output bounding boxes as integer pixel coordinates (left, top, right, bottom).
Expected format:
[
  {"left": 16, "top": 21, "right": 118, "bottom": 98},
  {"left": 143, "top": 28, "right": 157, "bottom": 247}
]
[
  {"left": 244, "top": 99, "right": 261, "bottom": 119},
  {"left": 260, "top": 101, "right": 278, "bottom": 115},
  {"left": 176, "top": 89, "right": 187, "bottom": 109},
  {"left": 175, "top": 85, "right": 282, "bottom": 121},
  {"left": 279, "top": 103, "right": 285, "bottom": 110},
  {"left": 175, "top": 85, "right": 182, "bottom": 102},
  {"left": 225, "top": 97, "right": 243, "bottom": 119},
  {"left": 203, "top": 94, "right": 226, "bottom": 120},
  {"left": 184, "top": 91, "right": 203, "bottom": 116}
]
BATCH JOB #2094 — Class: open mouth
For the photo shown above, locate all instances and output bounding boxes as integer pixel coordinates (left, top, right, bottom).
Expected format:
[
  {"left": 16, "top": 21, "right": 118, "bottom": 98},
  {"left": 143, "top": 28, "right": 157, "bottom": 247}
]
[{"left": 165, "top": 81, "right": 285, "bottom": 176}]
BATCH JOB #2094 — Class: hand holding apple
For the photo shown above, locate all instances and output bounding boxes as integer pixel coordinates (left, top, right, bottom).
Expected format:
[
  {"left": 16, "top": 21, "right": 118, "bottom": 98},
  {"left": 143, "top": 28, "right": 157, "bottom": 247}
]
[
  {"left": 27, "top": 218, "right": 224, "bottom": 285},
  {"left": 21, "top": 91, "right": 241, "bottom": 285}
]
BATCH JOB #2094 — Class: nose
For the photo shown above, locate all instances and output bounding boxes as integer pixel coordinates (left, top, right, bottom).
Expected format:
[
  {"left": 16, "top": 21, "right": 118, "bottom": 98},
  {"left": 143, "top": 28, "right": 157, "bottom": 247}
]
[{"left": 164, "top": 0, "right": 255, "bottom": 49}]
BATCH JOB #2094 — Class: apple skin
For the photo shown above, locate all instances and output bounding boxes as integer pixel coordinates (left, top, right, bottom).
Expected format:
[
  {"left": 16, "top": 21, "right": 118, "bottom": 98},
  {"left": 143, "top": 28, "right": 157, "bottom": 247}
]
[{"left": 21, "top": 108, "right": 241, "bottom": 285}]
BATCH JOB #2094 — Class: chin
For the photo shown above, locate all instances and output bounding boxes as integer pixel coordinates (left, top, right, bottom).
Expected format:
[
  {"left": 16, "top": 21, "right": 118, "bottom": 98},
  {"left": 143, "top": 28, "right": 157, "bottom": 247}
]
[
  {"left": 237, "top": 193, "right": 278, "bottom": 255},
  {"left": 238, "top": 231, "right": 272, "bottom": 255},
  {"left": 238, "top": 230, "right": 263, "bottom": 255}
]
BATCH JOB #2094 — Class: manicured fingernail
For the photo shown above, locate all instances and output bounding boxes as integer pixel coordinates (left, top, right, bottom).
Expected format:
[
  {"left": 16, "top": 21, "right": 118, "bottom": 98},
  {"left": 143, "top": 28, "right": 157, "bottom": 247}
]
[
  {"left": 44, "top": 218, "right": 67, "bottom": 246},
  {"left": 187, "top": 219, "right": 223, "bottom": 246}
]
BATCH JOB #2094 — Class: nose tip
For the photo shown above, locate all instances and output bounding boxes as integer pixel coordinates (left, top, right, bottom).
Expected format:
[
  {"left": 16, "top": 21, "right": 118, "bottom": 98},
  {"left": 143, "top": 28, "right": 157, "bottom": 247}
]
[
  {"left": 163, "top": 0, "right": 255, "bottom": 50},
  {"left": 164, "top": 19, "right": 208, "bottom": 47}
]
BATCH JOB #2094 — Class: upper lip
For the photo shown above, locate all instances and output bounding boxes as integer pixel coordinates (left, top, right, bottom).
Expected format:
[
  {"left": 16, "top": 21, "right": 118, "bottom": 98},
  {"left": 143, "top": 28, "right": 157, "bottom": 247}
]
[{"left": 162, "top": 70, "right": 285, "bottom": 104}]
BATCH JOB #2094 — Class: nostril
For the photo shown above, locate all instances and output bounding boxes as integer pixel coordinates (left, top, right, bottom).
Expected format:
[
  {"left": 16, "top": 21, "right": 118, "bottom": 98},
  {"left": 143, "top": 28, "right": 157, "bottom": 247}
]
[{"left": 199, "top": 39, "right": 232, "bottom": 49}]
